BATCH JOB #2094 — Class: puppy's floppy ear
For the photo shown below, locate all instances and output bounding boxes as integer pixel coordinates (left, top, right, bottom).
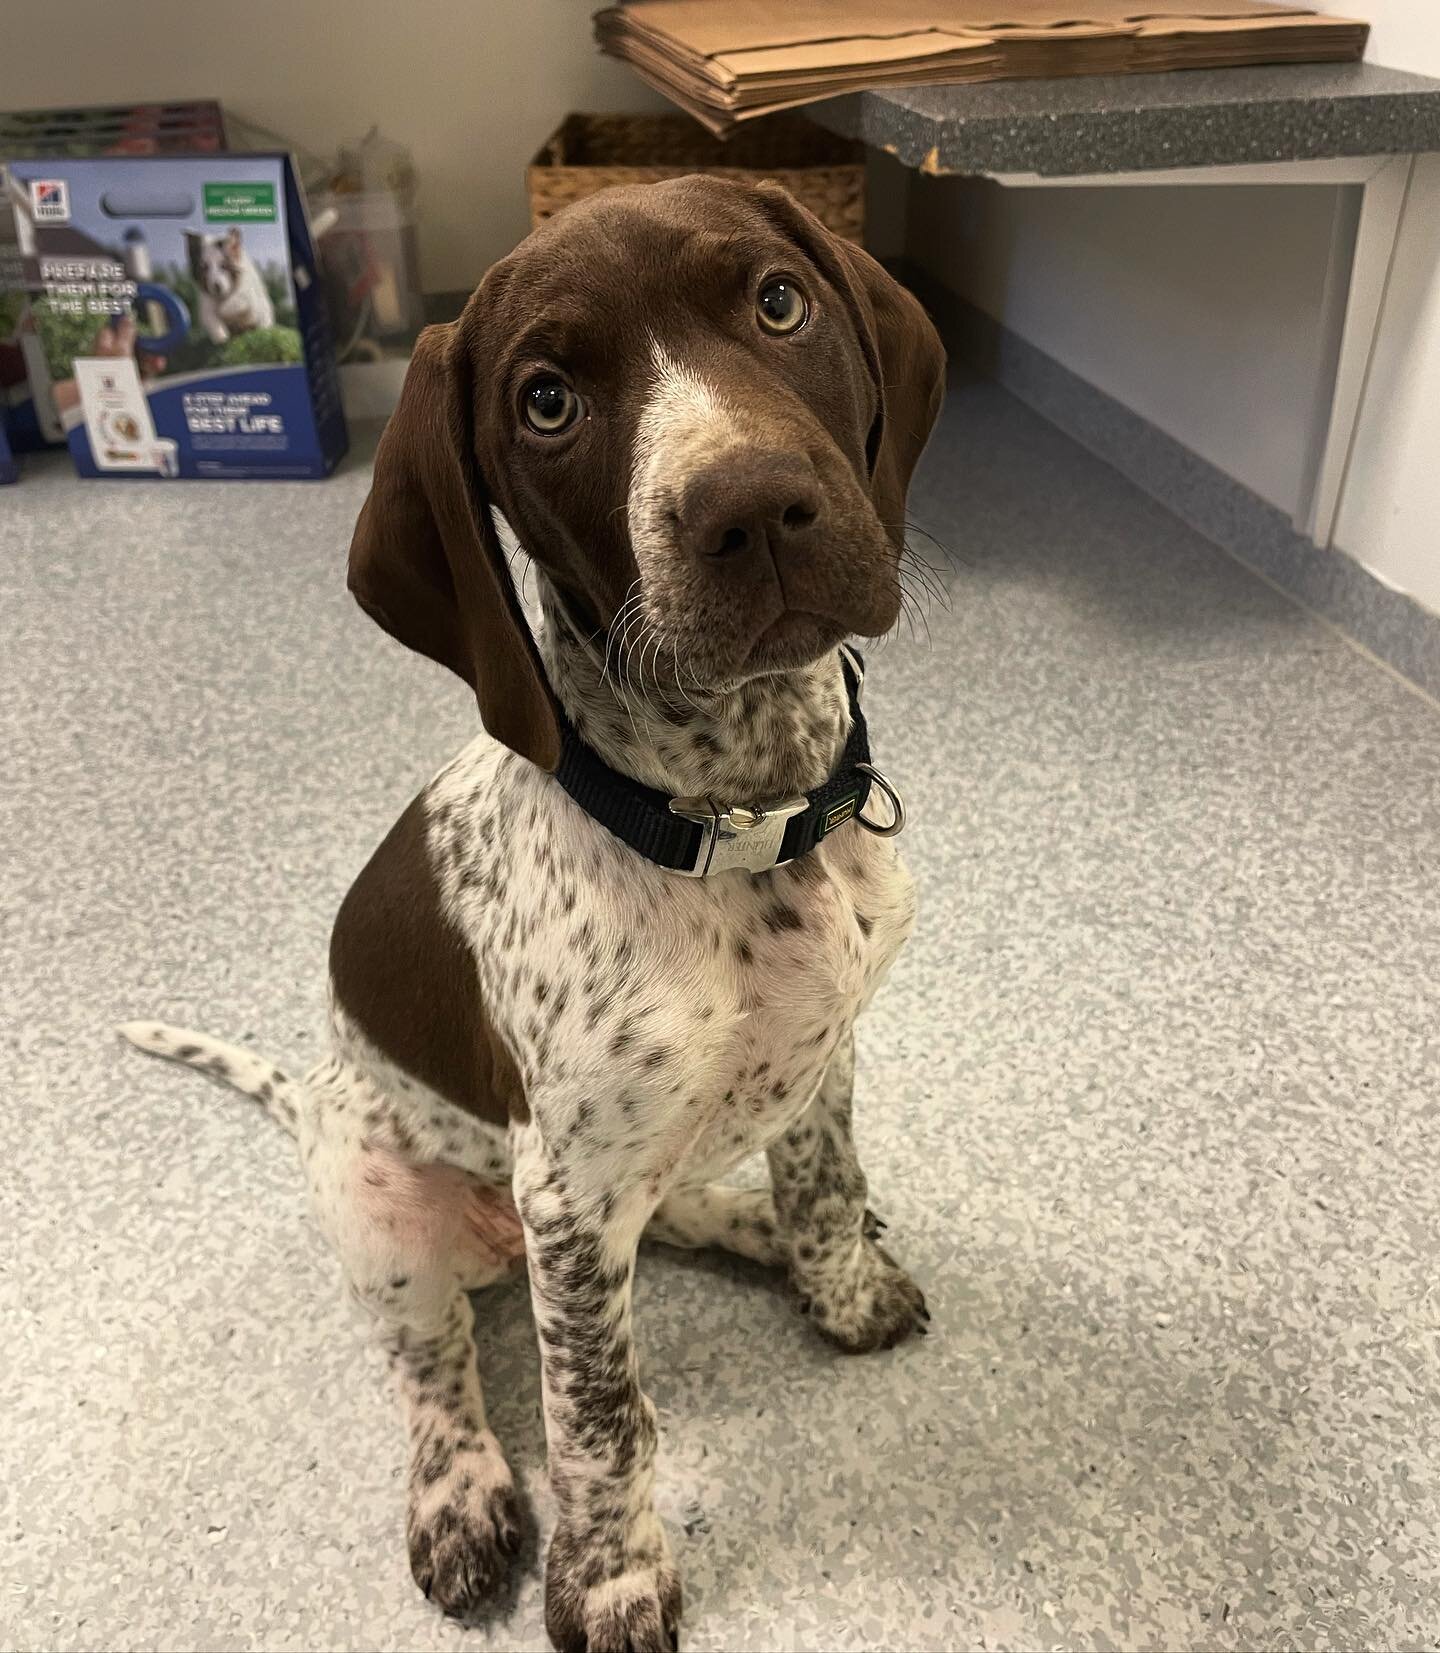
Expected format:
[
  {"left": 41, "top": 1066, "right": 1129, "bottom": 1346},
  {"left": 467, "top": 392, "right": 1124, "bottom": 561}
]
[
  {"left": 755, "top": 184, "right": 945, "bottom": 541},
  {"left": 347, "top": 320, "right": 561, "bottom": 770}
]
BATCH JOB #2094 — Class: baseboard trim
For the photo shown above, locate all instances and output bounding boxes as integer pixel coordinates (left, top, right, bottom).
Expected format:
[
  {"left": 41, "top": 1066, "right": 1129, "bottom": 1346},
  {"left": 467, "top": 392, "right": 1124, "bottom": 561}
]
[{"left": 901, "top": 264, "right": 1440, "bottom": 705}]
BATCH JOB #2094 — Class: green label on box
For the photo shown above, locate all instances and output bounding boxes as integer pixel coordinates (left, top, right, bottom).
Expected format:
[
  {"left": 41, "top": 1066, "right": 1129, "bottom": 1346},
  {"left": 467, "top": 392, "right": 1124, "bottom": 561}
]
[{"left": 203, "top": 182, "right": 276, "bottom": 222}]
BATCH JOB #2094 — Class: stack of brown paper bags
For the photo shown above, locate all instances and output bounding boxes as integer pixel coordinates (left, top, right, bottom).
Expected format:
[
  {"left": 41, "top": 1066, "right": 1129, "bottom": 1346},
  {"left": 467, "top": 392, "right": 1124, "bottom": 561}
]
[{"left": 595, "top": 0, "right": 1368, "bottom": 134}]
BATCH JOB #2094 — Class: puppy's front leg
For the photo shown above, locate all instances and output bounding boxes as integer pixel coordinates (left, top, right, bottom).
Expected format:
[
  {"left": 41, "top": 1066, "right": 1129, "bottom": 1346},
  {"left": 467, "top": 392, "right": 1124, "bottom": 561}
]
[
  {"left": 513, "top": 1125, "right": 681, "bottom": 1653},
  {"left": 768, "top": 1033, "right": 929, "bottom": 1352}
]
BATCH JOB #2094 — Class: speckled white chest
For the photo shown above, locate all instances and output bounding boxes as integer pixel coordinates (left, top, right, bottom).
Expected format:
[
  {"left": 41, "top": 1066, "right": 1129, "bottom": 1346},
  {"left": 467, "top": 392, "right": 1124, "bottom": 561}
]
[{"left": 413, "top": 733, "right": 916, "bottom": 1194}]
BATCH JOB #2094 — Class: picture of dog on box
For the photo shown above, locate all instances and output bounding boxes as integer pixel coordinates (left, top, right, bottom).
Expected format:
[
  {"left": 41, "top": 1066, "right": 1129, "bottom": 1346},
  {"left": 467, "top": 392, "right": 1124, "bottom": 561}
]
[{"left": 185, "top": 227, "right": 274, "bottom": 344}]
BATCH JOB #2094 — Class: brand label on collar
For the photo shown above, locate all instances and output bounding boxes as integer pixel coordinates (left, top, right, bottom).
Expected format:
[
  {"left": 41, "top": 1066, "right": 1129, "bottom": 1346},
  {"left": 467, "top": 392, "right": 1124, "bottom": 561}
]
[{"left": 821, "top": 793, "right": 859, "bottom": 837}]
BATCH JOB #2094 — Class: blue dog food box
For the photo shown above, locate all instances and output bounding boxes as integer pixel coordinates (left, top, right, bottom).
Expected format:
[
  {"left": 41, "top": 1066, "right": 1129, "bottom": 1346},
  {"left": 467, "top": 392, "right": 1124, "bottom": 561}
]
[
  {"left": 2, "top": 153, "right": 347, "bottom": 478},
  {"left": 0, "top": 409, "right": 15, "bottom": 483},
  {"left": 1, "top": 215, "right": 47, "bottom": 459}
]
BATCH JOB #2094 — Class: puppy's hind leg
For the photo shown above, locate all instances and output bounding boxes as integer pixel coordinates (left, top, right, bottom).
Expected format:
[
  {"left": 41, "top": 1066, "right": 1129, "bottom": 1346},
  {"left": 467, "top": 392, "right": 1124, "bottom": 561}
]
[
  {"left": 647, "top": 1184, "right": 786, "bottom": 1265},
  {"left": 307, "top": 1076, "right": 527, "bottom": 1618},
  {"left": 384, "top": 1272, "right": 524, "bottom": 1617}
]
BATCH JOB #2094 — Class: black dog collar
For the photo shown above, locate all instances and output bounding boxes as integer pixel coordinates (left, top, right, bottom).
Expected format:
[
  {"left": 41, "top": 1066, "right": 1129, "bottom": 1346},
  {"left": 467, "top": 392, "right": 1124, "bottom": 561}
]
[{"left": 553, "top": 647, "right": 904, "bottom": 877}]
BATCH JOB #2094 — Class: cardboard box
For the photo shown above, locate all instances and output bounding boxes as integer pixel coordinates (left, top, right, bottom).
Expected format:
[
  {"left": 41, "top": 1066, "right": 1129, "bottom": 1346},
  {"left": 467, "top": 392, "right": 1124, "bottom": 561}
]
[
  {"left": 597, "top": 1, "right": 1369, "bottom": 133},
  {"left": 1, "top": 177, "right": 48, "bottom": 452},
  {"left": 3, "top": 152, "right": 347, "bottom": 479},
  {"left": 0, "top": 101, "right": 226, "bottom": 160},
  {"left": 0, "top": 100, "right": 229, "bottom": 460}
]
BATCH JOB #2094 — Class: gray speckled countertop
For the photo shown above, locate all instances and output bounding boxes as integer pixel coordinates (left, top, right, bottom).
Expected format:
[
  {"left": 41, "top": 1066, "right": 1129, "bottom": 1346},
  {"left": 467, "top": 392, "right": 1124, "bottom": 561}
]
[
  {"left": 809, "top": 62, "right": 1440, "bottom": 175},
  {"left": 5, "top": 374, "right": 1440, "bottom": 1650}
]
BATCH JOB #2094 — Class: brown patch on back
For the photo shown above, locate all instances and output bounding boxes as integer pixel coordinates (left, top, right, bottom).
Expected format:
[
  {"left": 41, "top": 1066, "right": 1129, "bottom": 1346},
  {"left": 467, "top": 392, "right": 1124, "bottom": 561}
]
[{"left": 330, "top": 793, "right": 528, "bottom": 1126}]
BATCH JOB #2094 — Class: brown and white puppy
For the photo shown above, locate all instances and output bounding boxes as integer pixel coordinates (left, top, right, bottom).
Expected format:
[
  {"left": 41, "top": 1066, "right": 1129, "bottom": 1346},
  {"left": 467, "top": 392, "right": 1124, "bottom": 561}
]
[{"left": 124, "top": 176, "right": 944, "bottom": 1653}]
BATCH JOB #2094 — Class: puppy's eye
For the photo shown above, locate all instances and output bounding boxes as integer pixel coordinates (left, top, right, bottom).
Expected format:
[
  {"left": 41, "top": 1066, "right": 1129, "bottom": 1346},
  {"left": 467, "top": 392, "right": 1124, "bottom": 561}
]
[
  {"left": 522, "top": 376, "right": 581, "bottom": 435},
  {"left": 757, "top": 278, "right": 807, "bottom": 335}
]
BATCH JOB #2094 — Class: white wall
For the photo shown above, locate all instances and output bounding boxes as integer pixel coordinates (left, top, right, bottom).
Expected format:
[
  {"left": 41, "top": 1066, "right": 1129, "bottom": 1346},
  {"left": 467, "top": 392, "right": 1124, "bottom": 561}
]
[
  {"left": 0, "top": 0, "right": 665, "bottom": 294},
  {"left": 907, "top": 1, "right": 1440, "bottom": 615},
  {"left": 907, "top": 177, "right": 1342, "bottom": 517}
]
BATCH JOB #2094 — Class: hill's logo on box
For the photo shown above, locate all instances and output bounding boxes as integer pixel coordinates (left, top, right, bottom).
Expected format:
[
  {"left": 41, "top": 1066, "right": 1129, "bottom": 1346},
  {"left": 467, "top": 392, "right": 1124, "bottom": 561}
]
[{"left": 29, "top": 179, "right": 69, "bottom": 222}]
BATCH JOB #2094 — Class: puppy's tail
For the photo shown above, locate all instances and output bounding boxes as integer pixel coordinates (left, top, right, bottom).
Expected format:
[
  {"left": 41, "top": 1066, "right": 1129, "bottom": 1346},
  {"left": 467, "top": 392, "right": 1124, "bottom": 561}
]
[{"left": 117, "top": 1021, "right": 303, "bottom": 1138}]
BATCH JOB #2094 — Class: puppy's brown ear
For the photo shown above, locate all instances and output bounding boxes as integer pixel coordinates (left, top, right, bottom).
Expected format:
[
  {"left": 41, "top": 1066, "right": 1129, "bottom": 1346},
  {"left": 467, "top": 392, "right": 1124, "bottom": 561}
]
[
  {"left": 755, "top": 184, "right": 946, "bottom": 541},
  {"left": 348, "top": 321, "right": 561, "bottom": 770}
]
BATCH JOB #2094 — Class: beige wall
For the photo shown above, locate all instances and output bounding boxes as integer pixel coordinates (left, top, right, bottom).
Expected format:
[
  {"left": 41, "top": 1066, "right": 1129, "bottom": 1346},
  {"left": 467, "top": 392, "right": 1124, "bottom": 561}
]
[{"left": 0, "top": 0, "right": 665, "bottom": 293}]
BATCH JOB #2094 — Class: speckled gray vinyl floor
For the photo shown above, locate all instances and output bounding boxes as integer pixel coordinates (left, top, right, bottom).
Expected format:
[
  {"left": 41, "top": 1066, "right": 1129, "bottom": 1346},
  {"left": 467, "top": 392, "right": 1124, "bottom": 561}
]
[{"left": 4, "top": 376, "right": 1439, "bottom": 1653}]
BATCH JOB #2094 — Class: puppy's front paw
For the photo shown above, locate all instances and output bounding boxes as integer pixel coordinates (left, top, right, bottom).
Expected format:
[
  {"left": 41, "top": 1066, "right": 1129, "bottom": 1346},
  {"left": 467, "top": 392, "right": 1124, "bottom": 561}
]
[
  {"left": 545, "top": 1516, "right": 682, "bottom": 1653},
  {"left": 798, "top": 1235, "right": 929, "bottom": 1354},
  {"left": 406, "top": 1431, "right": 523, "bottom": 1617}
]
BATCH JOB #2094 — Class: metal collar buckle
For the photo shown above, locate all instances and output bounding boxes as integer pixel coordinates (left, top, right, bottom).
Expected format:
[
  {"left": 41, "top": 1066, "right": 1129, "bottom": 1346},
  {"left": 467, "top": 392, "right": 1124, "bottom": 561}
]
[{"left": 667, "top": 793, "right": 809, "bottom": 877}]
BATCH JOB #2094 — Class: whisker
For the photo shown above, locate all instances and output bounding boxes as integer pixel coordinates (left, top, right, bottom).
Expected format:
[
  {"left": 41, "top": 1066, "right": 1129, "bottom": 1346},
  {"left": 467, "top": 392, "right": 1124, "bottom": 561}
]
[
  {"left": 628, "top": 622, "right": 662, "bottom": 745},
  {"left": 898, "top": 535, "right": 950, "bottom": 598},
  {"left": 901, "top": 587, "right": 920, "bottom": 645},
  {"left": 900, "top": 543, "right": 951, "bottom": 610},
  {"left": 615, "top": 601, "right": 651, "bottom": 689},
  {"left": 904, "top": 516, "right": 973, "bottom": 573},
  {"left": 901, "top": 517, "right": 950, "bottom": 557},
  {"left": 643, "top": 627, "right": 673, "bottom": 711},
  {"left": 604, "top": 583, "right": 642, "bottom": 658},
  {"left": 611, "top": 601, "right": 644, "bottom": 684},
  {"left": 601, "top": 588, "right": 644, "bottom": 694},
  {"left": 900, "top": 575, "right": 944, "bottom": 633},
  {"left": 625, "top": 617, "right": 653, "bottom": 695},
  {"left": 898, "top": 560, "right": 930, "bottom": 608},
  {"left": 507, "top": 542, "right": 538, "bottom": 610},
  {"left": 670, "top": 640, "right": 700, "bottom": 714},
  {"left": 897, "top": 583, "right": 932, "bottom": 650},
  {"left": 612, "top": 601, "right": 655, "bottom": 746}
]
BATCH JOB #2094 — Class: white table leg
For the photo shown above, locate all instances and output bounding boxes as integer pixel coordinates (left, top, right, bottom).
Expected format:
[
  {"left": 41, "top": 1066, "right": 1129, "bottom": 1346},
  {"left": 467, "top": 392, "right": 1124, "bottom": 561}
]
[{"left": 1302, "top": 153, "right": 1414, "bottom": 546}]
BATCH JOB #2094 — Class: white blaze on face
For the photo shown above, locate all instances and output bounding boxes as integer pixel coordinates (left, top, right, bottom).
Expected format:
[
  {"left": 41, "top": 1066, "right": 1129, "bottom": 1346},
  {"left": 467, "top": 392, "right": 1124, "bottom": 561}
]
[
  {"left": 198, "top": 237, "right": 234, "bottom": 298},
  {"left": 627, "top": 341, "right": 746, "bottom": 578}
]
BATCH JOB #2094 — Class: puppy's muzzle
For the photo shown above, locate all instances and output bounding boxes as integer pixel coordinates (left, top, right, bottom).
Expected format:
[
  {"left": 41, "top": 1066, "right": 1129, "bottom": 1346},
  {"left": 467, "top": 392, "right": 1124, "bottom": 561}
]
[{"left": 677, "top": 450, "right": 822, "bottom": 570}]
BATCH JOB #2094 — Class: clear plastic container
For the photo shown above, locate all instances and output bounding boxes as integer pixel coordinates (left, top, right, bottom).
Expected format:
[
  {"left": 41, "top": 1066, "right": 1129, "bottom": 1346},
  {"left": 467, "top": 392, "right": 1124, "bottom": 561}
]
[
  {"left": 304, "top": 129, "right": 422, "bottom": 416},
  {"left": 310, "top": 186, "right": 422, "bottom": 356}
]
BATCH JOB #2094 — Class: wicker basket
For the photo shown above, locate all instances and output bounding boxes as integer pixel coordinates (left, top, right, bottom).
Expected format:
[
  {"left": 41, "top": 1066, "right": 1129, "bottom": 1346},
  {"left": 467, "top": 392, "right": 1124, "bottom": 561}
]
[{"left": 527, "top": 112, "right": 865, "bottom": 242}]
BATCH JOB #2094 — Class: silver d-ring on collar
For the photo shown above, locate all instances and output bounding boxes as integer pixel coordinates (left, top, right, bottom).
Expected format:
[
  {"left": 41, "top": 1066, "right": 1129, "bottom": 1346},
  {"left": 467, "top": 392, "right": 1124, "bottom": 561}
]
[{"left": 855, "top": 762, "right": 906, "bottom": 837}]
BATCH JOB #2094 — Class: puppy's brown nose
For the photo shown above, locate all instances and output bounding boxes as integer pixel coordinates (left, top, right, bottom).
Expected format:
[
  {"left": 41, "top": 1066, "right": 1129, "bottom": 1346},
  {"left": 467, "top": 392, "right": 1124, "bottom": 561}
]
[{"left": 677, "top": 452, "right": 821, "bottom": 565}]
